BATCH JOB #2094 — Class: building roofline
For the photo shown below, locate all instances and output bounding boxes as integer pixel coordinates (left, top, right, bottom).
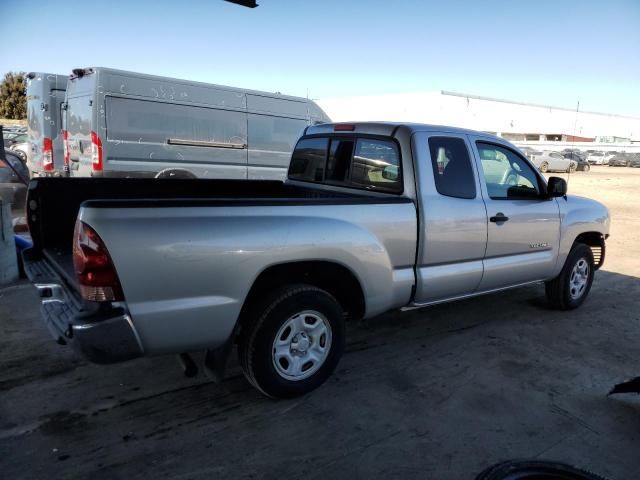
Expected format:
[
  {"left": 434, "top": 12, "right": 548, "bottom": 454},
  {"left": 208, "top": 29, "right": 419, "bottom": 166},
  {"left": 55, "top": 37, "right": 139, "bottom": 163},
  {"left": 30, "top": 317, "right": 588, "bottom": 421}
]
[{"left": 440, "top": 90, "right": 640, "bottom": 121}]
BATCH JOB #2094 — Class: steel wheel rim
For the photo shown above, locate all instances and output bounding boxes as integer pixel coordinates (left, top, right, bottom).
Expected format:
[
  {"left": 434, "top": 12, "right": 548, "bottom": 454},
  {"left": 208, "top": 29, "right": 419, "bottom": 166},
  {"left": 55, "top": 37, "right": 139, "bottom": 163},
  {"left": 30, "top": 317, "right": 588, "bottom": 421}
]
[
  {"left": 569, "top": 257, "right": 590, "bottom": 299},
  {"left": 272, "top": 310, "right": 332, "bottom": 381}
]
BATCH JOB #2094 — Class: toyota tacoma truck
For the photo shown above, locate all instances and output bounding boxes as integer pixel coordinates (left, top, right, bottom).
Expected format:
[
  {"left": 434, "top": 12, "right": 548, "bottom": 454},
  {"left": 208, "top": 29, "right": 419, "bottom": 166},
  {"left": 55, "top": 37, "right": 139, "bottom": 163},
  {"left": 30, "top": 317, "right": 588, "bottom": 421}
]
[{"left": 23, "top": 122, "right": 610, "bottom": 398}]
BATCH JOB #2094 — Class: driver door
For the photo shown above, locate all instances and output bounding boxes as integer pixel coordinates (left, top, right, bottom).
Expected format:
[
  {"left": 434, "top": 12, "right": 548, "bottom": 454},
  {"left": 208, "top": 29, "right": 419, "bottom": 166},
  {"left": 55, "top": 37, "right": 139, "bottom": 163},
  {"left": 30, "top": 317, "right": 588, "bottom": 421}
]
[{"left": 470, "top": 139, "right": 561, "bottom": 292}]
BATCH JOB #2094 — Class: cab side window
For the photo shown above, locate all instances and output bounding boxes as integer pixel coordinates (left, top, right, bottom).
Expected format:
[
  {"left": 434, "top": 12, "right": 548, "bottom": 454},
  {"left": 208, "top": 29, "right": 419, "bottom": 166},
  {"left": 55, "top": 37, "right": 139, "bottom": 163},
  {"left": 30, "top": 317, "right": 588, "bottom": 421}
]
[
  {"left": 477, "top": 142, "right": 541, "bottom": 200},
  {"left": 428, "top": 136, "right": 476, "bottom": 199}
]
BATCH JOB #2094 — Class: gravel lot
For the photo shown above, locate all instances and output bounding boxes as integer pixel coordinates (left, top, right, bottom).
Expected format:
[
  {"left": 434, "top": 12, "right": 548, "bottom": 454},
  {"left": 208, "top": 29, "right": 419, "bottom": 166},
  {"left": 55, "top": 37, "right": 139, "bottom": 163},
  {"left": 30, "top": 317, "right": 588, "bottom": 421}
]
[{"left": 1, "top": 167, "right": 639, "bottom": 480}]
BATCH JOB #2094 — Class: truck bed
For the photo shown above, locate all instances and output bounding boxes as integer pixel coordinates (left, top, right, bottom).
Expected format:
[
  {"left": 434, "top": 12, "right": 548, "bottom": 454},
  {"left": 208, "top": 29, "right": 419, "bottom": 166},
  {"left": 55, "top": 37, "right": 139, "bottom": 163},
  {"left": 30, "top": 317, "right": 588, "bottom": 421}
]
[{"left": 26, "top": 177, "right": 409, "bottom": 292}]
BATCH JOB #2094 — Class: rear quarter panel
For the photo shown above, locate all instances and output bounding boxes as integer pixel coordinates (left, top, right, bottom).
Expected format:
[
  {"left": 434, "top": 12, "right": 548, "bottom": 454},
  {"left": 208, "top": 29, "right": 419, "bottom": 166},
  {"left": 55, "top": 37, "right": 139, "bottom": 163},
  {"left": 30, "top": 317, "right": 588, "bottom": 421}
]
[{"left": 79, "top": 202, "right": 417, "bottom": 354}]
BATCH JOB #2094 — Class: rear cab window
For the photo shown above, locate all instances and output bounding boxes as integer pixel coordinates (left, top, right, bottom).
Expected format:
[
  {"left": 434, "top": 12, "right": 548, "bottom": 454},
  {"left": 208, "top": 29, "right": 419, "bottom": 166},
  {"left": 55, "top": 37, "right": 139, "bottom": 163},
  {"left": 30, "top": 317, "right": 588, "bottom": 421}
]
[{"left": 288, "top": 135, "right": 402, "bottom": 193}]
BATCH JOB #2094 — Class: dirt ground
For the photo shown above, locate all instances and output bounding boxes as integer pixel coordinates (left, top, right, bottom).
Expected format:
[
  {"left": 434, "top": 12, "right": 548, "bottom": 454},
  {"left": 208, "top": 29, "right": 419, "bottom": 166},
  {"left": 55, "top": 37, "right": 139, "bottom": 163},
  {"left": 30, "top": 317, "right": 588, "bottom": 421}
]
[{"left": 1, "top": 166, "right": 639, "bottom": 480}]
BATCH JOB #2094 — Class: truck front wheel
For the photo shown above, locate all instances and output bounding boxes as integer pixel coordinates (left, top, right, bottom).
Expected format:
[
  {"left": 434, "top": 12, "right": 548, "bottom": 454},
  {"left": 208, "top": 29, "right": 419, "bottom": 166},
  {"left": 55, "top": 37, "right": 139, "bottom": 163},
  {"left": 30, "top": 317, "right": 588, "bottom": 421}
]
[
  {"left": 238, "top": 284, "right": 345, "bottom": 398},
  {"left": 545, "top": 244, "right": 595, "bottom": 310}
]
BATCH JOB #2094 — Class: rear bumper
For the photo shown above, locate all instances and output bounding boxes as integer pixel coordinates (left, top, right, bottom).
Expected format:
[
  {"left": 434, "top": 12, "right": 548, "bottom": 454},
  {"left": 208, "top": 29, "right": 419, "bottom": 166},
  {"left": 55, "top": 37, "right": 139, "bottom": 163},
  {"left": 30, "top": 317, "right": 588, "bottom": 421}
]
[{"left": 23, "top": 249, "right": 144, "bottom": 364}]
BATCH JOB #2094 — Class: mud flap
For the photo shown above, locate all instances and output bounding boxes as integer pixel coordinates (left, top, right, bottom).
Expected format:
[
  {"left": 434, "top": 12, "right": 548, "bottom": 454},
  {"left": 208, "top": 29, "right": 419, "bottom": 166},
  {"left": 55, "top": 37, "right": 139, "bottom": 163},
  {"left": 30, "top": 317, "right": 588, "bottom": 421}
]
[{"left": 204, "top": 340, "right": 233, "bottom": 383}]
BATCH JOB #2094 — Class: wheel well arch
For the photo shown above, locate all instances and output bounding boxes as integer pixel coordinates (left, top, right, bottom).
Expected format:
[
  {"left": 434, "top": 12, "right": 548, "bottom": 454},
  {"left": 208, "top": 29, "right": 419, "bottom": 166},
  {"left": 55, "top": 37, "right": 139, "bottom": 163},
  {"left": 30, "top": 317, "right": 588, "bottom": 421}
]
[
  {"left": 238, "top": 261, "right": 366, "bottom": 330},
  {"left": 154, "top": 168, "right": 197, "bottom": 179},
  {"left": 573, "top": 231, "right": 606, "bottom": 269}
]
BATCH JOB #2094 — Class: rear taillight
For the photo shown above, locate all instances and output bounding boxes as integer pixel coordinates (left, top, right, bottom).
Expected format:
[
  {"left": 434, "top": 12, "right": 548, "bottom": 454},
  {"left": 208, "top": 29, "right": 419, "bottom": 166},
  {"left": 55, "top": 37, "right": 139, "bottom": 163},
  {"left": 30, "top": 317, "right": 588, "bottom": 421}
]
[
  {"left": 73, "top": 221, "right": 124, "bottom": 302},
  {"left": 62, "top": 130, "right": 70, "bottom": 170},
  {"left": 43, "top": 137, "right": 54, "bottom": 172},
  {"left": 90, "top": 131, "right": 103, "bottom": 172}
]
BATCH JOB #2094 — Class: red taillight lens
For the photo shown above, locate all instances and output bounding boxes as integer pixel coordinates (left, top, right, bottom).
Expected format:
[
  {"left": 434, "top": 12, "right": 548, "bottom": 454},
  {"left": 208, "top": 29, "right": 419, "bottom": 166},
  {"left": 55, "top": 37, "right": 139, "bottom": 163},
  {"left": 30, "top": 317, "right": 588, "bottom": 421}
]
[
  {"left": 90, "top": 131, "right": 103, "bottom": 172},
  {"left": 334, "top": 124, "right": 355, "bottom": 131},
  {"left": 43, "top": 137, "right": 54, "bottom": 171},
  {"left": 62, "top": 130, "right": 70, "bottom": 169},
  {"left": 73, "top": 221, "right": 124, "bottom": 302}
]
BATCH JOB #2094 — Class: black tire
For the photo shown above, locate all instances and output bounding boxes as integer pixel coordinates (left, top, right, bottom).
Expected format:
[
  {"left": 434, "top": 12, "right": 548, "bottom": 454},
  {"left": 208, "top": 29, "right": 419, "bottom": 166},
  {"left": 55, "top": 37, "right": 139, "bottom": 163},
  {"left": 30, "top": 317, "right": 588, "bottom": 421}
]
[
  {"left": 238, "top": 284, "right": 345, "bottom": 398},
  {"left": 545, "top": 243, "right": 595, "bottom": 310},
  {"left": 568, "top": 163, "right": 577, "bottom": 173},
  {"left": 475, "top": 460, "right": 609, "bottom": 480},
  {"left": 583, "top": 164, "right": 590, "bottom": 172},
  {"left": 539, "top": 162, "right": 549, "bottom": 173}
]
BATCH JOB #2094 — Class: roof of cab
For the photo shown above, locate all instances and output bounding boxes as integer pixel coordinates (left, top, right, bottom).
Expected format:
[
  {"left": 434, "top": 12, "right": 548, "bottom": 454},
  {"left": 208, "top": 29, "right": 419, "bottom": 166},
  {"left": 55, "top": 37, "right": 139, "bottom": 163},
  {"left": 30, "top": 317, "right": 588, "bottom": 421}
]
[{"left": 305, "top": 122, "right": 504, "bottom": 141}]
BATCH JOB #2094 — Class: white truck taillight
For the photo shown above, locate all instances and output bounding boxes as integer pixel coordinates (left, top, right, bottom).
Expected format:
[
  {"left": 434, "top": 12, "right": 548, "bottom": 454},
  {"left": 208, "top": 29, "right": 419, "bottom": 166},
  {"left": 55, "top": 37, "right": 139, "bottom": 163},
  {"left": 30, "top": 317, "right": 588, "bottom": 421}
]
[
  {"left": 43, "top": 137, "right": 54, "bottom": 172},
  {"left": 73, "top": 221, "right": 124, "bottom": 302},
  {"left": 62, "top": 130, "right": 70, "bottom": 171},
  {"left": 90, "top": 131, "right": 103, "bottom": 172}
]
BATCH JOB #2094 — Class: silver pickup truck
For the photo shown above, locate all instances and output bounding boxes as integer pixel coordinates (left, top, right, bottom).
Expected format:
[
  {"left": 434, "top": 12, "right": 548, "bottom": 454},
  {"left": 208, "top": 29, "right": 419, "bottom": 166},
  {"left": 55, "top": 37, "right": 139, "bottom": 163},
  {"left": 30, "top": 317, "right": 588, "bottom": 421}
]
[{"left": 24, "top": 122, "right": 610, "bottom": 398}]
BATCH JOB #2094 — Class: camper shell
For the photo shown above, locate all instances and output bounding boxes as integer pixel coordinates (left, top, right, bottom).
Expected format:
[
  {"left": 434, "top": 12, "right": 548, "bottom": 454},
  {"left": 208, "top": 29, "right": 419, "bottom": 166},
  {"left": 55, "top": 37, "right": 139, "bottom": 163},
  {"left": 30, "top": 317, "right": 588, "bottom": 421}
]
[
  {"left": 65, "top": 67, "right": 330, "bottom": 180},
  {"left": 25, "top": 72, "right": 67, "bottom": 176}
]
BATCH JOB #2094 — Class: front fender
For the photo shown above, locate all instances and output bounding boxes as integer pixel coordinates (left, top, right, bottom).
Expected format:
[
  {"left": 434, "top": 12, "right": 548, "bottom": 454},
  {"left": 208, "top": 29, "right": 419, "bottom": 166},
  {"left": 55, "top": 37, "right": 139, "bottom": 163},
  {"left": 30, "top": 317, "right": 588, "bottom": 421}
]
[{"left": 554, "top": 195, "right": 610, "bottom": 276}]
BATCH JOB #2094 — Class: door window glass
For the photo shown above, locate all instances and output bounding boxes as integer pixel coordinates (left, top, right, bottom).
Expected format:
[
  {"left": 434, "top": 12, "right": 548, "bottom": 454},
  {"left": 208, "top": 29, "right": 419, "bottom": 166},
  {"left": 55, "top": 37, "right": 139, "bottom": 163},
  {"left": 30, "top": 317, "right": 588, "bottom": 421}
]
[
  {"left": 428, "top": 137, "right": 476, "bottom": 199},
  {"left": 477, "top": 142, "right": 541, "bottom": 200}
]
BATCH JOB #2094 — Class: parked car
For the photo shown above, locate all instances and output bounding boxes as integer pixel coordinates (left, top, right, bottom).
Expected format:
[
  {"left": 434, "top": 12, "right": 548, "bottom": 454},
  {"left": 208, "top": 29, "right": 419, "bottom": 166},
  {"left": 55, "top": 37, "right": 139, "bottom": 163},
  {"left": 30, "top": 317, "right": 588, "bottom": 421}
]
[
  {"left": 576, "top": 158, "right": 591, "bottom": 172},
  {"left": 2, "top": 126, "right": 26, "bottom": 135},
  {"left": 4, "top": 132, "right": 27, "bottom": 148},
  {"left": 9, "top": 140, "right": 29, "bottom": 161},
  {"left": 586, "top": 151, "right": 607, "bottom": 165},
  {"left": 562, "top": 151, "right": 590, "bottom": 171},
  {"left": 603, "top": 151, "right": 619, "bottom": 164},
  {"left": 25, "top": 72, "right": 68, "bottom": 176},
  {"left": 0, "top": 149, "right": 30, "bottom": 183},
  {"left": 608, "top": 153, "right": 631, "bottom": 167},
  {"left": 2, "top": 132, "right": 18, "bottom": 143},
  {"left": 517, "top": 146, "right": 542, "bottom": 161},
  {"left": 65, "top": 67, "right": 330, "bottom": 180},
  {"left": 530, "top": 150, "right": 576, "bottom": 172},
  {"left": 23, "top": 122, "right": 610, "bottom": 398},
  {"left": 629, "top": 153, "right": 640, "bottom": 168},
  {"left": 563, "top": 150, "right": 586, "bottom": 161}
]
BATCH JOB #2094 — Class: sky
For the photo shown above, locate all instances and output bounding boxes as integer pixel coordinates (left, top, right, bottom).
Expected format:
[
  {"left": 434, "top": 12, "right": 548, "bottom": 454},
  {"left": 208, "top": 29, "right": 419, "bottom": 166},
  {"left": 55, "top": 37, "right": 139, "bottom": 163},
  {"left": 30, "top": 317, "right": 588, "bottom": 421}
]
[{"left": 1, "top": 0, "right": 639, "bottom": 117}]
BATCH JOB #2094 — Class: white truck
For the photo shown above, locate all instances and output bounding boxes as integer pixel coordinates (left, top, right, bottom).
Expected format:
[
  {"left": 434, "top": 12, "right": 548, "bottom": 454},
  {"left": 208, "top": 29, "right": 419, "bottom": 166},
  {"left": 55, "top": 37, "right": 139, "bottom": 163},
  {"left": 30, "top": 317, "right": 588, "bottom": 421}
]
[{"left": 24, "top": 122, "right": 610, "bottom": 398}]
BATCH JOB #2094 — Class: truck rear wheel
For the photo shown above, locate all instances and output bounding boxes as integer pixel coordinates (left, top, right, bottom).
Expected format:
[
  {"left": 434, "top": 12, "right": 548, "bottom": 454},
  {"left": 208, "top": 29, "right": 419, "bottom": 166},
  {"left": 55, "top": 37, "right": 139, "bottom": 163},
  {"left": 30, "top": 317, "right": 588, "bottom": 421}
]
[
  {"left": 238, "top": 284, "right": 345, "bottom": 398},
  {"left": 545, "top": 243, "right": 594, "bottom": 310},
  {"left": 475, "top": 460, "right": 608, "bottom": 480}
]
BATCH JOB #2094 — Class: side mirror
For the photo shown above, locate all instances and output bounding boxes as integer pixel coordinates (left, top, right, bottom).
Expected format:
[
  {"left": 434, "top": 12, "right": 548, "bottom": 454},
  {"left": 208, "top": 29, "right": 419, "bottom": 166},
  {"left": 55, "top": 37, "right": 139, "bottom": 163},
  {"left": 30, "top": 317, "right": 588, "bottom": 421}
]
[
  {"left": 382, "top": 165, "right": 399, "bottom": 181},
  {"left": 546, "top": 176, "right": 567, "bottom": 197}
]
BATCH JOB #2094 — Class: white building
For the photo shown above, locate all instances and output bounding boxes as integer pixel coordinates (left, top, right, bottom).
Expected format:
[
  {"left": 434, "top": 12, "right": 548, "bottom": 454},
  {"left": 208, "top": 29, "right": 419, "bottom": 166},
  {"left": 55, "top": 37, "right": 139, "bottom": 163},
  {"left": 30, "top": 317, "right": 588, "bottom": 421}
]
[{"left": 318, "top": 91, "right": 640, "bottom": 144}]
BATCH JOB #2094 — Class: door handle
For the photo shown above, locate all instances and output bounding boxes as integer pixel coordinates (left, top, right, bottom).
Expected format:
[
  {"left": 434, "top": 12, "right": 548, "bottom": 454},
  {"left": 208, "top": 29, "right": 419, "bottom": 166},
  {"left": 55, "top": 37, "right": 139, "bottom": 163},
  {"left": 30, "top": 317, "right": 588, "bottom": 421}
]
[{"left": 490, "top": 213, "right": 509, "bottom": 223}]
